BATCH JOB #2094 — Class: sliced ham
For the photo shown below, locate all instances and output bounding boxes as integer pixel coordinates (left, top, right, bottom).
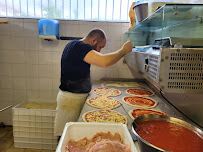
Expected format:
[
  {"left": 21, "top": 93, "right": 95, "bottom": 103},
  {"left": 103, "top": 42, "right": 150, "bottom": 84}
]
[
  {"left": 66, "top": 132, "right": 131, "bottom": 152},
  {"left": 86, "top": 139, "right": 131, "bottom": 152}
]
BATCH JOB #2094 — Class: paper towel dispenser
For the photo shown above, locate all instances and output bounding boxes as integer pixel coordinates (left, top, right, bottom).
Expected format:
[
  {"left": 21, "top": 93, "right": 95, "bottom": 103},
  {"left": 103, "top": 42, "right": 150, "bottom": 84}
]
[{"left": 38, "top": 19, "right": 59, "bottom": 40}]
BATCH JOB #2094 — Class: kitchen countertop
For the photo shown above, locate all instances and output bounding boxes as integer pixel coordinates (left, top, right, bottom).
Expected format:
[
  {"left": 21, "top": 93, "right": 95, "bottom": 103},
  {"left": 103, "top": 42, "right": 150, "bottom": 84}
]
[
  {"left": 77, "top": 79, "right": 185, "bottom": 152},
  {"left": 78, "top": 79, "right": 183, "bottom": 129}
]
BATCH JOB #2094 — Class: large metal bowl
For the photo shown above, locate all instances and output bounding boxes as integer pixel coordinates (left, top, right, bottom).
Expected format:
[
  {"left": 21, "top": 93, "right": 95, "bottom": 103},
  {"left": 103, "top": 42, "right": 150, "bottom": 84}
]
[
  {"left": 133, "top": 2, "right": 148, "bottom": 23},
  {"left": 132, "top": 114, "right": 203, "bottom": 152}
]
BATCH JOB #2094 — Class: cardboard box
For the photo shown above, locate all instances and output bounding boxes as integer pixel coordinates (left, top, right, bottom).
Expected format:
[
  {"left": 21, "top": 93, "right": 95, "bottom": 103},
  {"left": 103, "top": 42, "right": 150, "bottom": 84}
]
[{"left": 56, "top": 122, "right": 138, "bottom": 152}]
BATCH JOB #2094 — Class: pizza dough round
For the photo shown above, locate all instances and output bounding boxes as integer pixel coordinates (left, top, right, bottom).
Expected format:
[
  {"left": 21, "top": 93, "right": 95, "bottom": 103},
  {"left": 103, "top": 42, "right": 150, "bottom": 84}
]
[
  {"left": 82, "top": 109, "right": 127, "bottom": 125},
  {"left": 128, "top": 109, "right": 168, "bottom": 120},
  {"left": 93, "top": 88, "right": 121, "bottom": 96},
  {"left": 122, "top": 96, "right": 158, "bottom": 108},
  {"left": 126, "top": 88, "right": 154, "bottom": 96},
  {"left": 87, "top": 96, "right": 121, "bottom": 109},
  {"left": 101, "top": 81, "right": 147, "bottom": 88}
]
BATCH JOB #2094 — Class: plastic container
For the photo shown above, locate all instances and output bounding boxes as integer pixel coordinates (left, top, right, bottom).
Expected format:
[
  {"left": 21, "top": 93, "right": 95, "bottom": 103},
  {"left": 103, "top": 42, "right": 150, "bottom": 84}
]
[
  {"left": 38, "top": 19, "right": 59, "bottom": 40},
  {"left": 56, "top": 122, "right": 138, "bottom": 152},
  {"left": 12, "top": 101, "right": 57, "bottom": 150}
]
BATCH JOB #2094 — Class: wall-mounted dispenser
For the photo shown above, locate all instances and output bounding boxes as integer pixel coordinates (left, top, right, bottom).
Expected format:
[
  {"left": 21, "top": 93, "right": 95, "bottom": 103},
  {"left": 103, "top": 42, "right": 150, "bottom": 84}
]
[{"left": 38, "top": 19, "right": 59, "bottom": 41}]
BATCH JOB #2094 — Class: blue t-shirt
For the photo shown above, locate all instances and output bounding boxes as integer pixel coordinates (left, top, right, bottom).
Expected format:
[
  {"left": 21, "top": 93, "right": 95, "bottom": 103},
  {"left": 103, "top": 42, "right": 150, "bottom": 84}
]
[{"left": 59, "top": 40, "right": 93, "bottom": 93}]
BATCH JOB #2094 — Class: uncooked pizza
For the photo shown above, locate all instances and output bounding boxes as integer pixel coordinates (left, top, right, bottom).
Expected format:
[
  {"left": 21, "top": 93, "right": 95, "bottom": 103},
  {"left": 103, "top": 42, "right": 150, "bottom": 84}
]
[
  {"left": 126, "top": 88, "right": 154, "bottom": 96},
  {"left": 128, "top": 109, "right": 168, "bottom": 120},
  {"left": 93, "top": 88, "right": 121, "bottom": 96},
  {"left": 122, "top": 96, "right": 158, "bottom": 108},
  {"left": 82, "top": 109, "right": 127, "bottom": 124},
  {"left": 87, "top": 96, "right": 121, "bottom": 109},
  {"left": 101, "top": 81, "right": 147, "bottom": 88}
]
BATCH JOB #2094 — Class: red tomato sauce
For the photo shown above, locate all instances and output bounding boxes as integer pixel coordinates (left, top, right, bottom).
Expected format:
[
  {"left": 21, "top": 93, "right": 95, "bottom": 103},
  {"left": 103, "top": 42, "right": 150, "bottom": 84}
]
[
  {"left": 127, "top": 89, "right": 153, "bottom": 95},
  {"left": 135, "top": 120, "right": 203, "bottom": 152},
  {"left": 131, "top": 109, "right": 167, "bottom": 118},
  {"left": 124, "top": 96, "right": 155, "bottom": 107}
]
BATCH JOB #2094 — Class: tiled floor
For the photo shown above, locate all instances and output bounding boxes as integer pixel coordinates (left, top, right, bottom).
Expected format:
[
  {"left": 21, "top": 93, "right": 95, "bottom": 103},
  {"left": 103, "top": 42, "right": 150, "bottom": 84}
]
[{"left": 0, "top": 126, "right": 55, "bottom": 152}]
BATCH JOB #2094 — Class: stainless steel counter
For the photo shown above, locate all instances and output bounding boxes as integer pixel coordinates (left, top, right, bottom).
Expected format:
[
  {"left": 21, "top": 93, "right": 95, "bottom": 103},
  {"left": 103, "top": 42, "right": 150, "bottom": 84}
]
[
  {"left": 77, "top": 79, "right": 190, "bottom": 152},
  {"left": 76, "top": 79, "right": 201, "bottom": 152},
  {"left": 77, "top": 79, "right": 184, "bottom": 130}
]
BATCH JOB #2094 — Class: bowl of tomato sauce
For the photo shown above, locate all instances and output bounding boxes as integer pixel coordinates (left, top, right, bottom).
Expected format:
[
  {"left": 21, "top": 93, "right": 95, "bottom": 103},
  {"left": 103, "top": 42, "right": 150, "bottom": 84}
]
[{"left": 132, "top": 114, "right": 203, "bottom": 152}]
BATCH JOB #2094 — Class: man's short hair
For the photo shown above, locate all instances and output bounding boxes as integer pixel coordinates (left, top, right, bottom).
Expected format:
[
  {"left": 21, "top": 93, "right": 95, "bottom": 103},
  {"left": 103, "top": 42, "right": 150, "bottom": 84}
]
[{"left": 87, "top": 29, "right": 106, "bottom": 42}]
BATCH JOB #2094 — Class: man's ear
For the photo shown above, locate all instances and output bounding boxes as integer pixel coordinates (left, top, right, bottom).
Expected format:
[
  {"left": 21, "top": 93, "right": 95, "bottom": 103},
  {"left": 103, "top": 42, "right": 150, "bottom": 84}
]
[{"left": 92, "top": 37, "right": 97, "bottom": 45}]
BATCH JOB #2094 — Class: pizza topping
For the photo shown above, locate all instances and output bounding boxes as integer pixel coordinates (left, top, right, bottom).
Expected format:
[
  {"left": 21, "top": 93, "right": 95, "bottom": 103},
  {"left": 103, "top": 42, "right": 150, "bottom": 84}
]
[
  {"left": 93, "top": 88, "right": 121, "bottom": 96},
  {"left": 126, "top": 88, "right": 154, "bottom": 96},
  {"left": 123, "top": 96, "right": 157, "bottom": 108},
  {"left": 86, "top": 139, "right": 131, "bottom": 152},
  {"left": 129, "top": 109, "right": 168, "bottom": 119},
  {"left": 66, "top": 132, "right": 131, "bottom": 152},
  {"left": 82, "top": 109, "right": 127, "bottom": 124},
  {"left": 87, "top": 96, "right": 121, "bottom": 109}
]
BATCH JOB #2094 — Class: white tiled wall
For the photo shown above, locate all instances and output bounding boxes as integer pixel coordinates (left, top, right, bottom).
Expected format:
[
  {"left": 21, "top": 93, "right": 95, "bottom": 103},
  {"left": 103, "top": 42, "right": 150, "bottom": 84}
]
[{"left": 0, "top": 17, "right": 134, "bottom": 125}]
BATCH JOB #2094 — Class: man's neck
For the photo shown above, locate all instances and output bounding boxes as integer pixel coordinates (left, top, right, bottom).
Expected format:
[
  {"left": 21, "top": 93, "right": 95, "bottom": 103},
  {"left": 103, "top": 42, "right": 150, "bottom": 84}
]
[{"left": 81, "top": 37, "right": 91, "bottom": 45}]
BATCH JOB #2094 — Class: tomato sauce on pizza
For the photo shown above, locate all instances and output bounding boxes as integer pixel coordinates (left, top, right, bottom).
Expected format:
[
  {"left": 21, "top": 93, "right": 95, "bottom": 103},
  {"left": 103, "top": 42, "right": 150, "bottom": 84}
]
[
  {"left": 123, "top": 96, "right": 158, "bottom": 108},
  {"left": 129, "top": 109, "right": 167, "bottom": 119},
  {"left": 126, "top": 88, "right": 154, "bottom": 96}
]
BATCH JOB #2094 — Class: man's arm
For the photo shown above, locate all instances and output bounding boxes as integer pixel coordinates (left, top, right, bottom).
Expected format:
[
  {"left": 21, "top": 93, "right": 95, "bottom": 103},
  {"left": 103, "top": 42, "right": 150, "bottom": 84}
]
[{"left": 83, "top": 40, "right": 132, "bottom": 67}]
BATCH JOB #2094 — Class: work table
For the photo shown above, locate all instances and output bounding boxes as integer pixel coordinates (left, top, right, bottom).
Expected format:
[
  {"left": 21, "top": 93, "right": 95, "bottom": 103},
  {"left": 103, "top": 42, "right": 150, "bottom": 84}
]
[
  {"left": 77, "top": 79, "right": 183, "bottom": 130},
  {"left": 77, "top": 79, "right": 197, "bottom": 151}
]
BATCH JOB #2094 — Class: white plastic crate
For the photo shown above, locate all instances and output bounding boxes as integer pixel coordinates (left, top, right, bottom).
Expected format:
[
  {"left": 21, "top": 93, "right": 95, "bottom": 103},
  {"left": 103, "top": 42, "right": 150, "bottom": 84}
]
[
  {"left": 12, "top": 101, "right": 57, "bottom": 150},
  {"left": 13, "top": 126, "right": 54, "bottom": 133},
  {"left": 13, "top": 120, "right": 55, "bottom": 128},
  {"left": 14, "top": 137, "right": 57, "bottom": 144},
  {"left": 14, "top": 142, "right": 57, "bottom": 150},
  {"left": 13, "top": 102, "right": 56, "bottom": 117},
  {"left": 20, "top": 132, "right": 57, "bottom": 139}
]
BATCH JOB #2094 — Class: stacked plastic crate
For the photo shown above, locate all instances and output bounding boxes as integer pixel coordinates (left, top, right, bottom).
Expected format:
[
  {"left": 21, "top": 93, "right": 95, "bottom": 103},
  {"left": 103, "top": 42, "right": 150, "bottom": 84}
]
[{"left": 12, "top": 102, "right": 57, "bottom": 150}]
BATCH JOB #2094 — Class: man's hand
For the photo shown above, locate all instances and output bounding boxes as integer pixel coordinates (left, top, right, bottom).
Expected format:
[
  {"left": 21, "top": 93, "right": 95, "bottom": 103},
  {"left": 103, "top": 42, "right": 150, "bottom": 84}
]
[{"left": 122, "top": 40, "right": 133, "bottom": 55}]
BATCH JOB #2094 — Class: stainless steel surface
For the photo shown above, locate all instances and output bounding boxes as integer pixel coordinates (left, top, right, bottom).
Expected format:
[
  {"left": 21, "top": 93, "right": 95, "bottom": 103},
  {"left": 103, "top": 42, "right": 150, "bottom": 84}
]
[
  {"left": 131, "top": 114, "right": 203, "bottom": 152},
  {"left": 160, "top": 48, "right": 203, "bottom": 94},
  {"left": 161, "top": 92, "right": 203, "bottom": 128},
  {"left": 125, "top": 48, "right": 203, "bottom": 94},
  {"left": 160, "top": 48, "right": 203, "bottom": 127},
  {"left": 77, "top": 79, "right": 184, "bottom": 131},
  {"left": 124, "top": 48, "right": 203, "bottom": 127},
  {"left": 124, "top": 50, "right": 160, "bottom": 83},
  {"left": 133, "top": 3, "right": 148, "bottom": 23},
  {"left": 169, "top": 37, "right": 203, "bottom": 47},
  {"left": 153, "top": 37, "right": 203, "bottom": 48},
  {"left": 77, "top": 79, "right": 201, "bottom": 151}
]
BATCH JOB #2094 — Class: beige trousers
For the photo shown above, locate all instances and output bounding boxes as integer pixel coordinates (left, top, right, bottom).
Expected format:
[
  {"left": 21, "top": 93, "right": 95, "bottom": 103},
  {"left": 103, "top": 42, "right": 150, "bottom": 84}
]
[{"left": 54, "top": 90, "right": 88, "bottom": 136}]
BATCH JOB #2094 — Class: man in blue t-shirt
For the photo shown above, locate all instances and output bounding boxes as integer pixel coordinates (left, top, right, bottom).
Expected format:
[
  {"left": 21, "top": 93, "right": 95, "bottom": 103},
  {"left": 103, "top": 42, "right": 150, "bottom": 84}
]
[{"left": 54, "top": 29, "right": 132, "bottom": 136}]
